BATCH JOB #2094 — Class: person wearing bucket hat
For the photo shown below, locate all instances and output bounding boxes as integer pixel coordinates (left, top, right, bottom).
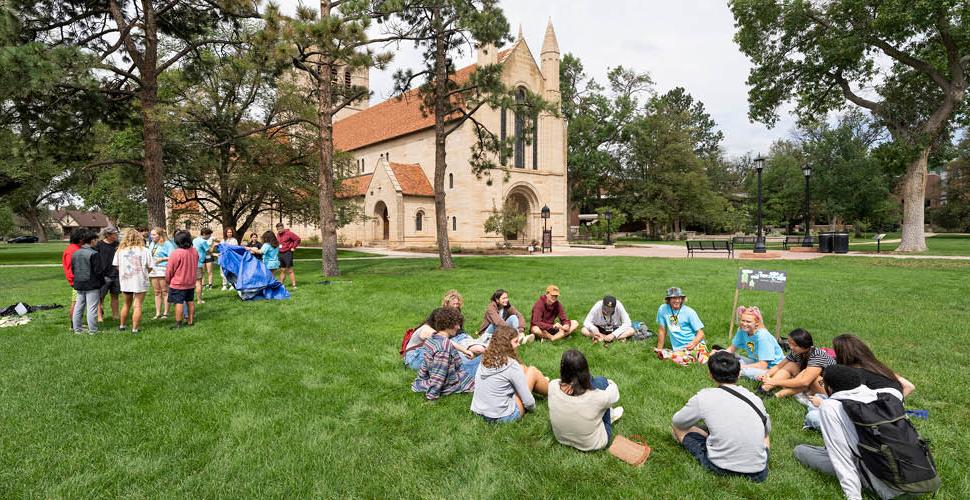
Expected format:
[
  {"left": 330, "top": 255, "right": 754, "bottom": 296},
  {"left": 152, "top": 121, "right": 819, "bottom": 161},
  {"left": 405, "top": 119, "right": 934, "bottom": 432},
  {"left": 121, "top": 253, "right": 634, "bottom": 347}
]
[
  {"left": 582, "top": 294, "right": 634, "bottom": 344},
  {"left": 655, "top": 287, "right": 707, "bottom": 352}
]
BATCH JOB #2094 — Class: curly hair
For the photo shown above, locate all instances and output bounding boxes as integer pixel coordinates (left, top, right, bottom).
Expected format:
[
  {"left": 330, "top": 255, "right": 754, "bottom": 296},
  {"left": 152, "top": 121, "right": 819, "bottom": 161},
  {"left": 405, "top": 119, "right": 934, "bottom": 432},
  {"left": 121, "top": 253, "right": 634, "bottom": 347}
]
[
  {"left": 441, "top": 289, "right": 463, "bottom": 308},
  {"left": 482, "top": 326, "right": 521, "bottom": 369},
  {"left": 430, "top": 307, "right": 463, "bottom": 333},
  {"left": 118, "top": 228, "right": 145, "bottom": 250}
]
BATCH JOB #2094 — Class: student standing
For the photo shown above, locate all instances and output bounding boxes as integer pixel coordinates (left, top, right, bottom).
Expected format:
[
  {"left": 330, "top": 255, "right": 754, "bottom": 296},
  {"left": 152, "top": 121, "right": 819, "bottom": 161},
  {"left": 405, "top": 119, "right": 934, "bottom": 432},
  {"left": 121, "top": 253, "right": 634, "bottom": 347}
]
[
  {"left": 71, "top": 230, "right": 104, "bottom": 334},
  {"left": 61, "top": 228, "right": 85, "bottom": 328},
  {"left": 220, "top": 227, "right": 238, "bottom": 290},
  {"left": 276, "top": 223, "right": 301, "bottom": 288},
  {"left": 166, "top": 231, "right": 199, "bottom": 328},
  {"left": 248, "top": 231, "right": 280, "bottom": 273},
  {"left": 112, "top": 229, "right": 152, "bottom": 333},
  {"left": 192, "top": 228, "right": 213, "bottom": 304},
  {"left": 147, "top": 228, "right": 175, "bottom": 319},
  {"left": 95, "top": 226, "right": 121, "bottom": 322},
  {"left": 549, "top": 349, "right": 623, "bottom": 451},
  {"left": 671, "top": 350, "right": 771, "bottom": 482}
]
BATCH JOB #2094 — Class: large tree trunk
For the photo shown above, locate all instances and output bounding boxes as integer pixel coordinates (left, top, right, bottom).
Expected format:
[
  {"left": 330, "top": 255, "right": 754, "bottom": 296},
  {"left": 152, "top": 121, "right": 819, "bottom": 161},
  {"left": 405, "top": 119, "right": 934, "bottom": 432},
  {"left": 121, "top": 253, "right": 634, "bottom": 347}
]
[
  {"left": 432, "top": 16, "right": 454, "bottom": 269},
  {"left": 22, "top": 206, "right": 48, "bottom": 242},
  {"left": 142, "top": 93, "right": 167, "bottom": 230},
  {"left": 896, "top": 146, "right": 930, "bottom": 252},
  {"left": 317, "top": 0, "right": 340, "bottom": 277}
]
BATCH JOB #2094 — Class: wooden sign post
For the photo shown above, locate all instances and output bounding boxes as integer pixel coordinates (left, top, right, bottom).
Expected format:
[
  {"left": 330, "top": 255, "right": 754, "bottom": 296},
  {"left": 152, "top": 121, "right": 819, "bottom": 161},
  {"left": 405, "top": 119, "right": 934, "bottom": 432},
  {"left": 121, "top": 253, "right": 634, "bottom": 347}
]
[{"left": 728, "top": 268, "right": 788, "bottom": 343}]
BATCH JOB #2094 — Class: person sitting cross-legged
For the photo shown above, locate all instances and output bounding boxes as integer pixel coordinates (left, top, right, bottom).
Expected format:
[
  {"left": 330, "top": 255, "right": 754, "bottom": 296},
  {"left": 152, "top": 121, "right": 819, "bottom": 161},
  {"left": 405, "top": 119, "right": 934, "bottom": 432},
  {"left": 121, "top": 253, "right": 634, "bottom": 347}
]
[
  {"left": 530, "top": 285, "right": 579, "bottom": 342},
  {"left": 549, "top": 349, "right": 623, "bottom": 451},
  {"left": 671, "top": 350, "right": 771, "bottom": 483},
  {"left": 654, "top": 287, "right": 706, "bottom": 352},
  {"left": 724, "top": 306, "right": 785, "bottom": 380},
  {"left": 581, "top": 295, "right": 635, "bottom": 345},
  {"left": 757, "top": 328, "right": 834, "bottom": 398},
  {"left": 470, "top": 326, "right": 548, "bottom": 423},
  {"left": 412, "top": 307, "right": 476, "bottom": 401}
]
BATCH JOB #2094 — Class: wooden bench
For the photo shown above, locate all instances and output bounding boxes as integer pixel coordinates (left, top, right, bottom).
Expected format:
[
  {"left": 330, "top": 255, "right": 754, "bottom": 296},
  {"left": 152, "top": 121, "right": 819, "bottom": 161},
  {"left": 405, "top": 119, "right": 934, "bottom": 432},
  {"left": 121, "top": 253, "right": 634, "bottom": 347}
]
[
  {"left": 783, "top": 235, "right": 814, "bottom": 250},
  {"left": 686, "top": 240, "right": 734, "bottom": 258}
]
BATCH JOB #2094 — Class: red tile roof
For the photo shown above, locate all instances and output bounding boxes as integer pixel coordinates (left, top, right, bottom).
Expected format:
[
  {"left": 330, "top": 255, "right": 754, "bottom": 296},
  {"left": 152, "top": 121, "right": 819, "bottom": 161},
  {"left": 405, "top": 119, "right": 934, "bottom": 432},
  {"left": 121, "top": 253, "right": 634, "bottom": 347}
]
[
  {"left": 389, "top": 163, "right": 434, "bottom": 197},
  {"left": 333, "top": 49, "right": 513, "bottom": 152},
  {"left": 335, "top": 174, "right": 373, "bottom": 199}
]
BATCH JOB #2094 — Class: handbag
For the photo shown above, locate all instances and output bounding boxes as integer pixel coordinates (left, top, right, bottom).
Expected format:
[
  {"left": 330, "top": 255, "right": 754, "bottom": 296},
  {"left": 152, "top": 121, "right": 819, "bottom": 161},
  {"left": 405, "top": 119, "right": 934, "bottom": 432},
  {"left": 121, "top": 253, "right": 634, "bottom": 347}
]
[{"left": 608, "top": 434, "right": 652, "bottom": 466}]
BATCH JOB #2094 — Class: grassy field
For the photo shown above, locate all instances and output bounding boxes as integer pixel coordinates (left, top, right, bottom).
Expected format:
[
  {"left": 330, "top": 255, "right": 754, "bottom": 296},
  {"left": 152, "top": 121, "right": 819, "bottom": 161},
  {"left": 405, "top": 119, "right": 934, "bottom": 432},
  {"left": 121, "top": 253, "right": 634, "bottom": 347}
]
[
  {"left": 617, "top": 233, "right": 970, "bottom": 256},
  {"left": 0, "top": 243, "right": 380, "bottom": 265},
  {"left": 0, "top": 255, "right": 966, "bottom": 498}
]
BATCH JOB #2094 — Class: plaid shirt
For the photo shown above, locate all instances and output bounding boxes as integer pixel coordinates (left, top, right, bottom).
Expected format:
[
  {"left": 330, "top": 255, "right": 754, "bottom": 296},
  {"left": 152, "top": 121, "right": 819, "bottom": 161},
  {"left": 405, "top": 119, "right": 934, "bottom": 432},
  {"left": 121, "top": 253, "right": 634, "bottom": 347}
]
[{"left": 412, "top": 335, "right": 473, "bottom": 400}]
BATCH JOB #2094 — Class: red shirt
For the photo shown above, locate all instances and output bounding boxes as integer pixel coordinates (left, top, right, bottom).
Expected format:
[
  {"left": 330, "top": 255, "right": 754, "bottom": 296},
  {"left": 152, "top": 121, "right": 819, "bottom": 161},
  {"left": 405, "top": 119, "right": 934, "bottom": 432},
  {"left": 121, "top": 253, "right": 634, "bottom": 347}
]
[
  {"left": 277, "top": 229, "right": 301, "bottom": 253},
  {"left": 530, "top": 295, "right": 569, "bottom": 331},
  {"left": 62, "top": 243, "right": 81, "bottom": 285},
  {"left": 165, "top": 247, "right": 199, "bottom": 289}
]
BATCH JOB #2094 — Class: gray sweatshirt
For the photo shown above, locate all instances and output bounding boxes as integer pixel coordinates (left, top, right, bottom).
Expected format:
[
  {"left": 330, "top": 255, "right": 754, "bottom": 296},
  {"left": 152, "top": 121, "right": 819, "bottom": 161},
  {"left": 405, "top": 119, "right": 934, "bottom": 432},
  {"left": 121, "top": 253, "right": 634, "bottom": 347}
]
[
  {"left": 820, "top": 385, "right": 905, "bottom": 500},
  {"left": 470, "top": 359, "right": 534, "bottom": 419},
  {"left": 583, "top": 299, "right": 632, "bottom": 333}
]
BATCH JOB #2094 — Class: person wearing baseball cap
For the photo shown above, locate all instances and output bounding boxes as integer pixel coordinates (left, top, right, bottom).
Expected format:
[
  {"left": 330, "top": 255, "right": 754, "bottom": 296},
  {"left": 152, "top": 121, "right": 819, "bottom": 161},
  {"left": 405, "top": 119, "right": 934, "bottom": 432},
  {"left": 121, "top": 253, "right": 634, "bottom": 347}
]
[
  {"left": 581, "top": 294, "right": 634, "bottom": 344},
  {"left": 655, "top": 287, "right": 706, "bottom": 352},
  {"left": 95, "top": 226, "right": 121, "bottom": 322},
  {"left": 529, "top": 285, "right": 579, "bottom": 342}
]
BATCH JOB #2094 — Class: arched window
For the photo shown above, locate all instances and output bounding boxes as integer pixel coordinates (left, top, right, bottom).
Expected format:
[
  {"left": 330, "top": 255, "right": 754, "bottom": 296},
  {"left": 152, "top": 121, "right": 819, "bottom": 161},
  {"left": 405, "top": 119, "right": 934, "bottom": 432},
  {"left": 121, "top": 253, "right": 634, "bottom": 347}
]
[
  {"left": 344, "top": 70, "right": 351, "bottom": 90},
  {"left": 415, "top": 211, "right": 424, "bottom": 232},
  {"left": 514, "top": 87, "right": 526, "bottom": 168},
  {"left": 448, "top": 173, "right": 454, "bottom": 189},
  {"left": 452, "top": 216, "right": 457, "bottom": 231}
]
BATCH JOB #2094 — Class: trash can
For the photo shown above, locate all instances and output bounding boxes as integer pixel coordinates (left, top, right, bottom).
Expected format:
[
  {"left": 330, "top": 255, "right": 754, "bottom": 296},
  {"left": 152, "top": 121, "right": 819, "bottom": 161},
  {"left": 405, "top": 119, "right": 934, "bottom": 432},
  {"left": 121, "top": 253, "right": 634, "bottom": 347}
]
[
  {"left": 818, "top": 232, "right": 834, "bottom": 253},
  {"left": 833, "top": 232, "right": 849, "bottom": 254}
]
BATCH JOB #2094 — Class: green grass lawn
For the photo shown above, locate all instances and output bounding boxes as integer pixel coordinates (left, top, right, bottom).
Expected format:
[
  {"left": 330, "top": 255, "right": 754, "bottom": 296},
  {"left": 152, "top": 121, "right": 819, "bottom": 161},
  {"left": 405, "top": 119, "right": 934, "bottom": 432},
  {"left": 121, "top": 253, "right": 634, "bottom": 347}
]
[
  {"left": 1, "top": 255, "right": 967, "bottom": 497},
  {"left": 0, "top": 242, "right": 380, "bottom": 264},
  {"left": 850, "top": 233, "right": 970, "bottom": 256}
]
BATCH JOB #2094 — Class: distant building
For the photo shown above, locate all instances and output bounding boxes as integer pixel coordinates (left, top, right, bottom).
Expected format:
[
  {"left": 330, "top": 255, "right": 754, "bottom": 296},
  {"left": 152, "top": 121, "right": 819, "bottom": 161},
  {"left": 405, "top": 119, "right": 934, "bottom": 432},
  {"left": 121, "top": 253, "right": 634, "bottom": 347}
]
[{"left": 50, "top": 209, "right": 111, "bottom": 239}]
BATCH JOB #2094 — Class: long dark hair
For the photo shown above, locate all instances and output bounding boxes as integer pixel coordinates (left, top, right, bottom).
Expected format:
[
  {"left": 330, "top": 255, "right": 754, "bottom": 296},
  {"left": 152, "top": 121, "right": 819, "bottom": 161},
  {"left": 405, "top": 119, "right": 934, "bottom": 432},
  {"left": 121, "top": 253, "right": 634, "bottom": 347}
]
[
  {"left": 788, "top": 328, "right": 814, "bottom": 371},
  {"left": 491, "top": 288, "right": 511, "bottom": 318},
  {"left": 833, "top": 334, "right": 896, "bottom": 381},
  {"left": 261, "top": 230, "right": 279, "bottom": 248},
  {"left": 560, "top": 349, "right": 593, "bottom": 396}
]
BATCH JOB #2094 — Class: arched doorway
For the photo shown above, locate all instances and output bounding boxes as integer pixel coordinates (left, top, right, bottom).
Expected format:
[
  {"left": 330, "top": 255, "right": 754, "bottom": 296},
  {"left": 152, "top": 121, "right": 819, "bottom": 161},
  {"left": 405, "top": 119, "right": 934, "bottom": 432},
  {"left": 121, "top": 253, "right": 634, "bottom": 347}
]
[
  {"left": 504, "top": 184, "right": 540, "bottom": 242},
  {"left": 374, "top": 201, "right": 389, "bottom": 241}
]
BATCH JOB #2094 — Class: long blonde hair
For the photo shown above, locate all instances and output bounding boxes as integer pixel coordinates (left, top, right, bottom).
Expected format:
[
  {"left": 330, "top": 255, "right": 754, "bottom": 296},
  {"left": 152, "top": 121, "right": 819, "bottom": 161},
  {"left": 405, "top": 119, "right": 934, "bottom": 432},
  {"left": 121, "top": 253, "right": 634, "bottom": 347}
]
[
  {"left": 482, "top": 326, "right": 521, "bottom": 369},
  {"left": 152, "top": 227, "right": 168, "bottom": 242},
  {"left": 119, "top": 229, "right": 145, "bottom": 250}
]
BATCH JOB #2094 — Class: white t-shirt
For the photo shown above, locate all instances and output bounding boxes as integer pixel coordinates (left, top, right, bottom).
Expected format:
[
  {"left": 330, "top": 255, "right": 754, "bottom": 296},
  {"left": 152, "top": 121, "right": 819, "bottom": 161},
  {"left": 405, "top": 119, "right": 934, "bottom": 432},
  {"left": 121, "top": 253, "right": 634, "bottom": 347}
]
[
  {"left": 548, "top": 378, "right": 619, "bottom": 451},
  {"left": 112, "top": 247, "right": 151, "bottom": 293}
]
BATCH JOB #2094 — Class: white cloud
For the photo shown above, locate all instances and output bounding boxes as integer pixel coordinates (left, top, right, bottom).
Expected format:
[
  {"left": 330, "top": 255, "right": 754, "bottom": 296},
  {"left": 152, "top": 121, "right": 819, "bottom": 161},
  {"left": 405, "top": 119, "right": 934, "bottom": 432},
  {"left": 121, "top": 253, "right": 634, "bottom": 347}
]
[{"left": 274, "top": 0, "right": 798, "bottom": 157}]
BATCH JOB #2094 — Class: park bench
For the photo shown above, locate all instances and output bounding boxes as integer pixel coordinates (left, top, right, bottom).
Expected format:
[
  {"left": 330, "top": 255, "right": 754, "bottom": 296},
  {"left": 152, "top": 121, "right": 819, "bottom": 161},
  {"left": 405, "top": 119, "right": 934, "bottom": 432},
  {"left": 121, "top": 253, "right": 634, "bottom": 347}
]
[
  {"left": 685, "top": 239, "right": 734, "bottom": 258},
  {"left": 732, "top": 236, "right": 756, "bottom": 247},
  {"left": 783, "top": 235, "right": 814, "bottom": 250}
]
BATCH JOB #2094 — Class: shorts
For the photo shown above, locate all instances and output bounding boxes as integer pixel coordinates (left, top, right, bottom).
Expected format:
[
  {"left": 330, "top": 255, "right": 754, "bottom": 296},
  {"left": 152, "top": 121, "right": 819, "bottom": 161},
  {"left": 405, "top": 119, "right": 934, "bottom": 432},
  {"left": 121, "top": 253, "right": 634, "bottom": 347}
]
[
  {"left": 70, "top": 288, "right": 78, "bottom": 302},
  {"left": 204, "top": 256, "right": 214, "bottom": 264},
  {"left": 482, "top": 405, "right": 521, "bottom": 424},
  {"left": 168, "top": 287, "right": 195, "bottom": 305},
  {"left": 279, "top": 251, "right": 294, "bottom": 268},
  {"left": 100, "top": 277, "right": 120, "bottom": 297},
  {"left": 682, "top": 432, "right": 769, "bottom": 482},
  {"left": 595, "top": 325, "right": 616, "bottom": 335}
]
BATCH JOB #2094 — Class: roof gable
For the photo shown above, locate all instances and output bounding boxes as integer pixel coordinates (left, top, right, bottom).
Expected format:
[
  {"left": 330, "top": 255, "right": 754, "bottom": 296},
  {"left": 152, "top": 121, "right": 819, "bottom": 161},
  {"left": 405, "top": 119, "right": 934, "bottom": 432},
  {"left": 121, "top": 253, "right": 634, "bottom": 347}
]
[
  {"left": 335, "top": 173, "right": 373, "bottom": 199},
  {"left": 388, "top": 162, "right": 434, "bottom": 197}
]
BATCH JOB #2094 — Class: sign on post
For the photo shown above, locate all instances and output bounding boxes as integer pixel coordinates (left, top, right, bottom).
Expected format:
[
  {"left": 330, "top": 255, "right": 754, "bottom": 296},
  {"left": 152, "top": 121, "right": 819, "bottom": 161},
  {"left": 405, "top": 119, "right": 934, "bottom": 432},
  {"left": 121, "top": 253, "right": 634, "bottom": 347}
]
[
  {"left": 542, "top": 229, "right": 552, "bottom": 253},
  {"left": 729, "top": 269, "right": 788, "bottom": 343}
]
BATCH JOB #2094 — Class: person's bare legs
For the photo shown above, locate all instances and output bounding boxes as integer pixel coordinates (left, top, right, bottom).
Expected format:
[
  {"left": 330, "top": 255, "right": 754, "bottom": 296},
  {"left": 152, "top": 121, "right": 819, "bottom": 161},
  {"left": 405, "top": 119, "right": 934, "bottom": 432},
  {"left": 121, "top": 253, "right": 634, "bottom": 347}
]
[
  {"left": 174, "top": 303, "right": 184, "bottom": 323},
  {"left": 286, "top": 267, "right": 296, "bottom": 287},
  {"left": 581, "top": 326, "right": 597, "bottom": 338},
  {"left": 120, "top": 293, "right": 133, "bottom": 328},
  {"left": 531, "top": 325, "right": 555, "bottom": 341},
  {"left": 150, "top": 278, "right": 163, "bottom": 317},
  {"left": 523, "top": 365, "right": 549, "bottom": 396},
  {"left": 549, "top": 320, "right": 579, "bottom": 341},
  {"left": 672, "top": 425, "right": 708, "bottom": 443},
  {"left": 205, "top": 262, "right": 214, "bottom": 287},
  {"left": 195, "top": 277, "right": 204, "bottom": 305},
  {"left": 762, "top": 365, "right": 795, "bottom": 391},
  {"left": 187, "top": 301, "right": 195, "bottom": 325},
  {"left": 131, "top": 293, "right": 145, "bottom": 330},
  {"left": 110, "top": 292, "right": 119, "bottom": 320},
  {"left": 612, "top": 325, "right": 635, "bottom": 341}
]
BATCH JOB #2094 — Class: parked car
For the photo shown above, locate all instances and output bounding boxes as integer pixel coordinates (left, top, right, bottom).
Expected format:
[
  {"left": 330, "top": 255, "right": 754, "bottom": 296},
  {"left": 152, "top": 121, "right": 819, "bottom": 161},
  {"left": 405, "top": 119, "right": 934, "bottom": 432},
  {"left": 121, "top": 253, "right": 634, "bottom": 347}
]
[{"left": 8, "top": 235, "right": 39, "bottom": 243}]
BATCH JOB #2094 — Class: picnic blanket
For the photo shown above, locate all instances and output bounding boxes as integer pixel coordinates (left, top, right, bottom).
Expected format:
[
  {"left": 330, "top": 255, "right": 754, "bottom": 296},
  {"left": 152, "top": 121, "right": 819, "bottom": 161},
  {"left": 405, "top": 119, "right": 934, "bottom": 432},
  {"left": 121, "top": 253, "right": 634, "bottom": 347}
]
[
  {"left": 217, "top": 244, "right": 290, "bottom": 301},
  {"left": 655, "top": 344, "right": 711, "bottom": 366}
]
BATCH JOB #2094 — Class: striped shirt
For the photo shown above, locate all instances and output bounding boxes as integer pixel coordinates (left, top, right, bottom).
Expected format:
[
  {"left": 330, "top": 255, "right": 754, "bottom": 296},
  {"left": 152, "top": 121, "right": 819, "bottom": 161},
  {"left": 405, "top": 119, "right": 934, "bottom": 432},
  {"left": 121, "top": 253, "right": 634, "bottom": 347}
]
[
  {"left": 785, "top": 346, "right": 836, "bottom": 368},
  {"left": 411, "top": 335, "right": 474, "bottom": 400}
]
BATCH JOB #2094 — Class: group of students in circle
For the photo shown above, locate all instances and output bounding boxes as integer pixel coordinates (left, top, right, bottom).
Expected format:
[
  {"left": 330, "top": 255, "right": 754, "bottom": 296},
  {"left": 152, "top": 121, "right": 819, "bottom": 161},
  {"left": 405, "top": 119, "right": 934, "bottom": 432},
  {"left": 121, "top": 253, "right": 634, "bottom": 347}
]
[{"left": 402, "top": 286, "right": 919, "bottom": 499}]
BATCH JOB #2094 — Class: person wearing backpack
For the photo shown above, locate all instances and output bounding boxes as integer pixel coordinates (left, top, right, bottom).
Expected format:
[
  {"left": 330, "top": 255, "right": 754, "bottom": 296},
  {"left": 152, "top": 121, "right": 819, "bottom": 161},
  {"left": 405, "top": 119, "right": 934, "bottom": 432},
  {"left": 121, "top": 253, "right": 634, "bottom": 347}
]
[
  {"left": 671, "top": 350, "right": 770, "bottom": 482},
  {"left": 794, "top": 365, "right": 939, "bottom": 499}
]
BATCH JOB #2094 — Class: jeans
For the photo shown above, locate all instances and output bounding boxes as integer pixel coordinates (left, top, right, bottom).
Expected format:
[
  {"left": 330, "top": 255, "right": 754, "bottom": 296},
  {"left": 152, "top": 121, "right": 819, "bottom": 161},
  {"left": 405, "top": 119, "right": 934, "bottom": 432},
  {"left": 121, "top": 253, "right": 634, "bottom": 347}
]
[
  {"left": 591, "top": 376, "right": 612, "bottom": 440},
  {"left": 737, "top": 355, "right": 769, "bottom": 380},
  {"left": 794, "top": 445, "right": 901, "bottom": 499},
  {"left": 683, "top": 432, "right": 769, "bottom": 482},
  {"left": 481, "top": 315, "right": 520, "bottom": 343},
  {"left": 483, "top": 404, "right": 521, "bottom": 423},
  {"left": 72, "top": 289, "right": 100, "bottom": 332}
]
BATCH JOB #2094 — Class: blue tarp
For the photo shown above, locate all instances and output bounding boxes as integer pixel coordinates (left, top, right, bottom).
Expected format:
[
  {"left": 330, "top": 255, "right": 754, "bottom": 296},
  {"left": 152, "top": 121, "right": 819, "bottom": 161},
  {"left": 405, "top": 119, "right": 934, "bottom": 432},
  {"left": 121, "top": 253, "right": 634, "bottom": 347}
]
[{"left": 217, "top": 244, "right": 290, "bottom": 300}]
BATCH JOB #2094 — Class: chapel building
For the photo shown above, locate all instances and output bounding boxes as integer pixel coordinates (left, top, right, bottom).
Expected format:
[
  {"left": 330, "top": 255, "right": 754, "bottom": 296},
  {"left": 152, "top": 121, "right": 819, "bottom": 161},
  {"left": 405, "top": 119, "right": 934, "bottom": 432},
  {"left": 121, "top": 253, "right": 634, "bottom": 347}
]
[{"left": 332, "top": 21, "right": 569, "bottom": 248}]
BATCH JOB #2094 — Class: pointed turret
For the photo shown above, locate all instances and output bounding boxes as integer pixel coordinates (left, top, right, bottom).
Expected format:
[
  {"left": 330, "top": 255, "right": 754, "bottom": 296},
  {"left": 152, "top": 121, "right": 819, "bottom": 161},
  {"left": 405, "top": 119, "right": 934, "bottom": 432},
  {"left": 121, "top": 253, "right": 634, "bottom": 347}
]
[
  {"left": 517, "top": 23, "right": 524, "bottom": 41},
  {"left": 540, "top": 18, "right": 560, "bottom": 101},
  {"left": 541, "top": 18, "right": 559, "bottom": 57}
]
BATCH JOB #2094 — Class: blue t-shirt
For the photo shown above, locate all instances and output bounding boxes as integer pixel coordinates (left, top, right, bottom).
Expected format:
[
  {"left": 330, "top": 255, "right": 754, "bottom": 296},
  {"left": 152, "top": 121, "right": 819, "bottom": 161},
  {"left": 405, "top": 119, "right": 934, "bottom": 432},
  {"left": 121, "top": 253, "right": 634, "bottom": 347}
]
[
  {"left": 732, "top": 327, "right": 785, "bottom": 367},
  {"left": 656, "top": 303, "right": 705, "bottom": 350},
  {"left": 192, "top": 237, "right": 210, "bottom": 268},
  {"left": 151, "top": 240, "right": 176, "bottom": 269},
  {"left": 261, "top": 243, "right": 280, "bottom": 270}
]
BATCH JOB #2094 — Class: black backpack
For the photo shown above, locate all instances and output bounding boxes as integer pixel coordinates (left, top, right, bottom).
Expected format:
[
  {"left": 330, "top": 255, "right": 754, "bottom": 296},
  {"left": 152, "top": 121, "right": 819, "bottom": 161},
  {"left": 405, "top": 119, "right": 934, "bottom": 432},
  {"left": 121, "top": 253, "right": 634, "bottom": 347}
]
[{"left": 840, "top": 392, "right": 941, "bottom": 494}]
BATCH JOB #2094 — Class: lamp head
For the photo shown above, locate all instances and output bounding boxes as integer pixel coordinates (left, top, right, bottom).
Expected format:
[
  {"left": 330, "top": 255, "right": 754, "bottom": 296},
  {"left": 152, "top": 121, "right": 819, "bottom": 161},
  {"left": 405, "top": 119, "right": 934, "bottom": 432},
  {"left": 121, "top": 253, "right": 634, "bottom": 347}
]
[
  {"left": 802, "top": 165, "right": 812, "bottom": 177},
  {"left": 541, "top": 204, "right": 550, "bottom": 219},
  {"left": 753, "top": 154, "right": 766, "bottom": 172}
]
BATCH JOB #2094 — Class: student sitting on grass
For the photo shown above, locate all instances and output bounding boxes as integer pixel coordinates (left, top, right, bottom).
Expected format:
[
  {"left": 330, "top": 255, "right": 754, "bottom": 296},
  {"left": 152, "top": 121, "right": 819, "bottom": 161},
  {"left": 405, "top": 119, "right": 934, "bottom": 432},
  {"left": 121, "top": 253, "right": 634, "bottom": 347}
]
[
  {"left": 549, "top": 349, "right": 622, "bottom": 451},
  {"left": 654, "top": 287, "right": 706, "bottom": 351},
  {"left": 71, "top": 230, "right": 105, "bottom": 335},
  {"left": 757, "top": 328, "right": 834, "bottom": 398},
  {"left": 581, "top": 295, "right": 635, "bottom": 344},
  {"left": 412, "top": 307, "right": 476, "bottom": 401},
  {"left": 794, "top": 366, "right": 909, "bottom": 500},
  {"left": 672, "top": 350, "right": 771, "bottom": 483},
  {"left": 803, "top": 334, "right": 915, "bottom": 430},
  {"left": 478, "top": 288, "right": 530, "bottom": 343},
  {"left": 530, "top": 285, "right": 580, "bottom": 342},
  {"left": 471, "top": 326, "right": 549, "bottom": 423},
  {"left": 407, "top": 291, "right": 488, "bottom": 367},
  {"left": 165, "top": 231, "right": 199, "bottom": 329},
  {"left": 723, "top": 306, "right": 784, "bottom": 380}
]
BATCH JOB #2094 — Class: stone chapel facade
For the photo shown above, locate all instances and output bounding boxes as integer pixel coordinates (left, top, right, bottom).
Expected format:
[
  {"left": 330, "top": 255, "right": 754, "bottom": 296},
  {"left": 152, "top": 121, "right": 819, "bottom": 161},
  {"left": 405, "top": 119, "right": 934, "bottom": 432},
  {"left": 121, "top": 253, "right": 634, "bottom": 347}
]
[{"left": 332, "top": 21, "right": 568, "bottom": 248}]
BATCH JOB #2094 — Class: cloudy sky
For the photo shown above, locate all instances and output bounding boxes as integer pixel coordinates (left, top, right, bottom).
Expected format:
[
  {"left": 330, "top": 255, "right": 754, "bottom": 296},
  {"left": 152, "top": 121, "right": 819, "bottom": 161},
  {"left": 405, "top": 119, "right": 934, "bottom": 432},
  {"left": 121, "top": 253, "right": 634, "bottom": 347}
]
[{"left": 277, "top": 0, "right": 797, "bottom": 158}]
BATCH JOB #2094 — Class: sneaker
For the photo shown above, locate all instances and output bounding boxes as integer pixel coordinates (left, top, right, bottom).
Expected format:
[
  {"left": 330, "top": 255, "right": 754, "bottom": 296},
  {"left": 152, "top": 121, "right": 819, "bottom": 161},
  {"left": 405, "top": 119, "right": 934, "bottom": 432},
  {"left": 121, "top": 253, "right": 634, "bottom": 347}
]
[
  {"left": 151, "top": 314, "right": 160, "bottom": 320},
  {"left": 131, "top": 329, "right": 140, "bottom": 334},
  {"left": 161, "top": 315, "right": 168, "bottom": 319},
  {"left": 221, "top": 285, "right": 228, "bottom": 291},
  {"left": 611, "top": 406, "right": 624, "bottom": 423},
  {"left": 118, "top": 325, "right": 127, "bottom": 332},
  {"left": 73, "top": 329, "right": 84, "bottom": 335},
  {"left": 794, "top": 392, "right": 813, "bottom": 407},
  {"left": 521, "top": 333, "right": 535, "bottom": 345},
  {"left": 88, "top": 330, "right": 98, "bottom": 335}
]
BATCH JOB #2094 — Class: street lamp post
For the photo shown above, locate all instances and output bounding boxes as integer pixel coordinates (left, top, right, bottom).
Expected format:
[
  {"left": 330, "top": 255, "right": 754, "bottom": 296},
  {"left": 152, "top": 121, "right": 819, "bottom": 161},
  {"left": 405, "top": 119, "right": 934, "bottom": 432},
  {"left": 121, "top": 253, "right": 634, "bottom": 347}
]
[
  {"left": 753, "top": 155, "right": 767, "bottom": 253},
  {"left": 540, "top": 204, "right": 551, "bottom": 253},
  {"left": 604, "top": 209, "right": 613, "bottom": 245},
  {"left": 802, "top": 165, "right": 813, "bottom": 247}
]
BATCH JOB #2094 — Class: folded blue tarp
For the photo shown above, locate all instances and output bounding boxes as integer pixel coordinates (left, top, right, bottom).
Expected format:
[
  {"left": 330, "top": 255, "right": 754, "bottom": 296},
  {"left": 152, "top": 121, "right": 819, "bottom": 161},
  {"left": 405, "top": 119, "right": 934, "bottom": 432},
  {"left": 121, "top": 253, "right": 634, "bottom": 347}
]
[{"left": 217, "top": 244, "right": 290, "bottom": 300}]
